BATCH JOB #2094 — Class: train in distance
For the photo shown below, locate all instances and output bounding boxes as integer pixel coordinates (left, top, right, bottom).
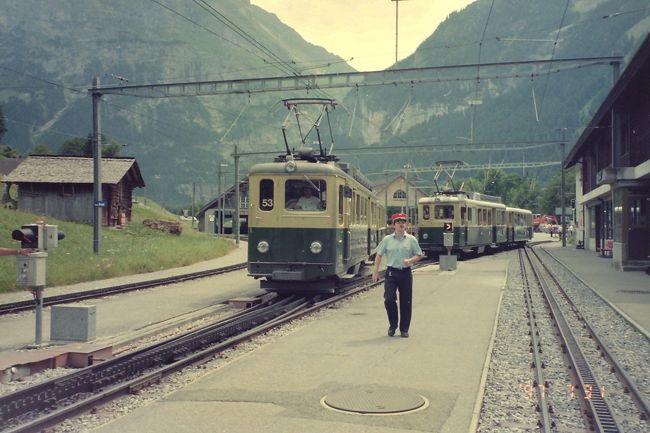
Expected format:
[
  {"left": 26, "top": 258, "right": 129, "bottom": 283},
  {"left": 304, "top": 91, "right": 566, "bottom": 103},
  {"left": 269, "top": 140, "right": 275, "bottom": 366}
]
[{"left": 417, "top": 190, "right": 533, "bottom": 259}]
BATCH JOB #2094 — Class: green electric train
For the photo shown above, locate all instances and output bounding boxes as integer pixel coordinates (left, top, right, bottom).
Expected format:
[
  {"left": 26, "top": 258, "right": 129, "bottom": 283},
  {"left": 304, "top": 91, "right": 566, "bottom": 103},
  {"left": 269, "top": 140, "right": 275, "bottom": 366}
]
[
  {"left": 417, "top": 191, "right": 533, "bottom": 258},
  {"left": 247, "top": 98, "right": 386, "bottom": 293}
]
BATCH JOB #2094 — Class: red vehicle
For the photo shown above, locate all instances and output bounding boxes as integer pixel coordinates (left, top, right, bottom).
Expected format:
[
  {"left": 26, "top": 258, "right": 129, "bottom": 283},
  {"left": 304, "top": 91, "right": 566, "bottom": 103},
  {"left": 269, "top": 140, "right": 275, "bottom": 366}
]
[{"left": 533, "top": 214, "right": 558, "bottom": 232}]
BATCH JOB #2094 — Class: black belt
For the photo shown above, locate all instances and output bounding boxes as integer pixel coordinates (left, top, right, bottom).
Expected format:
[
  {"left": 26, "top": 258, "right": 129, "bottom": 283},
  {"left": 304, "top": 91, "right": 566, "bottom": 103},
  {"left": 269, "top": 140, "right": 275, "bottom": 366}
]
[{"left": 387, "top": 266, "right": 411, "bottom": 272}]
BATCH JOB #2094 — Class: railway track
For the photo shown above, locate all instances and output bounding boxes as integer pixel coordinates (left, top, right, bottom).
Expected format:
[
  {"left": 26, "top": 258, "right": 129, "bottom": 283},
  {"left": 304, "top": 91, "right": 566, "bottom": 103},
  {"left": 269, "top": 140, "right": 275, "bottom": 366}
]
[
  {"left": 519, "top": 246, "right": 650, "bottom": 432},
  {"left": 0, "top": 262, "right": 248, "bottom": 316}
]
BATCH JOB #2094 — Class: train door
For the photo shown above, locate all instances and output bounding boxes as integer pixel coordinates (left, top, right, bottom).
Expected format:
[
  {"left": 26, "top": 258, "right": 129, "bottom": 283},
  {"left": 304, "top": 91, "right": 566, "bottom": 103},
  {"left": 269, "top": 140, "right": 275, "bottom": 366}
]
[
  {"left": 340, "top": 184, "right": 351, "bottom": 262},
  {"left": 627, "top": 195, "right": 650, "bottom": 260},
  {"left": 460, "top": 205, "right": 467, "bottom": 246}
]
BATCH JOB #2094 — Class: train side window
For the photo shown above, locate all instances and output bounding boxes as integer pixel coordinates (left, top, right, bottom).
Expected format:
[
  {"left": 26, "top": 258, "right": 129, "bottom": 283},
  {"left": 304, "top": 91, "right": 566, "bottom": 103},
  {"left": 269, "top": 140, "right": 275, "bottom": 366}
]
[
  {"left": 338, "top": 185, "right": 344, "bottom": 224},
  {"left": 435, "top": 205, "right": 454, "bottom": 219},
  {"left": 259, "top": 179, "right": 274, "bottom": 211},
  {"left": 460, "top": 207, "right": 466, "bottom": 224}
]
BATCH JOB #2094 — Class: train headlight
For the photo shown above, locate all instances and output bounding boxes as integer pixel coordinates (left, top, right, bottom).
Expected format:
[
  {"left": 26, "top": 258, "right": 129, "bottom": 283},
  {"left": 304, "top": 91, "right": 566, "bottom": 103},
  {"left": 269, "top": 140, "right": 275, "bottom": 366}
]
[
  {"left": 309, "top": 241, "right": 323, "bottom": 254},
  {"left": 257, "top": 241, "right": 270, "bottom": 253},
  {"left": 285, "top": 160, "right": 297, "bottom": 173},
  {"left": 422, "top": 233, "right": 429, "bottom": 240}
]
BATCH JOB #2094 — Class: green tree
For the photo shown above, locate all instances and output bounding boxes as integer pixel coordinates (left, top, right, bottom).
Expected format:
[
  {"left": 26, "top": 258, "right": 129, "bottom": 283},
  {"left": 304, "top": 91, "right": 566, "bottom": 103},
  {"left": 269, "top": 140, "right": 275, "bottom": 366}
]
[
  {"left": 59, "top": 134, "right": 122, "bottom": 157},
  {"left": 31, "top": 143, "right": 54, "bottom": 155},
  {"left": 508, "top": 177, "right": 541, "bottom": 211},
  {"left": 0, "top": 145, "right": 20, "bottom": 158},
  {"left": 538, "top": 168, "right": 575, "bottom": 215},
  {"left": 102, "top": 141, "right": 122, "bottom": 157},
  {"left": 59, "top": 137, "right": 88, "bottom": 156},
  {"left": 459, "top": 169, "right": 542, "bottom": 211}
]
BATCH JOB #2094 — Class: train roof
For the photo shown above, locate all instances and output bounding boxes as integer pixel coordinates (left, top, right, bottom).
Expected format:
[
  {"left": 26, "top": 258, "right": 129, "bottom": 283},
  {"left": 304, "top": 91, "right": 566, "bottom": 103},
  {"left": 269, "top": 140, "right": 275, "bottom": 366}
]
[
  {"left": 418, "top": 193, "right": 507, "bottom": 209},
  {"left": 506, "top": 207, "right": 533, "bottom": 215},
  {"left": 249, "top": 160, "right": 342, "bottom": 176},
  {"left": 249, "top": 157, "right": 376, "bottom": 193}
]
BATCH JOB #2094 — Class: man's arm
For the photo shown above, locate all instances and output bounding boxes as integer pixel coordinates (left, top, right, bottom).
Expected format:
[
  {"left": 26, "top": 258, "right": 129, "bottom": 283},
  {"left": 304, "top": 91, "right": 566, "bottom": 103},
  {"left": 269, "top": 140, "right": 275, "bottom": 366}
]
[
  {"left": 0, "top": 247, "right": 31, "bottom": 256},
  {"left": 372, "top": 254, "right": 383, "bottom": 282}
]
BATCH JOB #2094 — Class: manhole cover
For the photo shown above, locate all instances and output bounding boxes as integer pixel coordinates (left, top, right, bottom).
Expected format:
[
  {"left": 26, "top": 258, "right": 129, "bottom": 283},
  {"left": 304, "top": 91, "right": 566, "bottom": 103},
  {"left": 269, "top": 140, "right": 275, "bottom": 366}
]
[{"left": 322, "top": 387, "right": 427, "bottom": 415}]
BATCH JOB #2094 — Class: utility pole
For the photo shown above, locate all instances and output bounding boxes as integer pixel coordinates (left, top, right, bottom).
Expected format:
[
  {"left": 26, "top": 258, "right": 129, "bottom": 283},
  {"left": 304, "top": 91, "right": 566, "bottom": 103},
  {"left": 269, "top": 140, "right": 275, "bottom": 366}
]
[
  {"left": 384, "top": 172, "right": 389, "bottom": 214},
  {"left": 191, "top": 182, "right": 196, "bottom": 229},
  {"left": 560, "top": 128, "right": 566, "bottom": 247},
  {"left": 217, "top": 163, "right": 228, "bottom": 235},
  {"left": 91, "top": 76, "right": 103, "bottom": 255},
  {"left": 233, "top": 146, "right": 240, "bottom": 246},
  {"left": 402, "top": 164, "right": 410, "bottom": 215},
  {"left": 391, "top": 0, "right": 408, "bottom": 66}
]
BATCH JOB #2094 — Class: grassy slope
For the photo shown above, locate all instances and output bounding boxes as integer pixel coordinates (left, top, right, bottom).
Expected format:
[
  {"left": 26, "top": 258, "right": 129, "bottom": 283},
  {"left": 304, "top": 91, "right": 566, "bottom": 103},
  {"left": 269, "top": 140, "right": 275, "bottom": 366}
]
[{"left": 0, "top": 198, "right": 235, "bottom": 293}]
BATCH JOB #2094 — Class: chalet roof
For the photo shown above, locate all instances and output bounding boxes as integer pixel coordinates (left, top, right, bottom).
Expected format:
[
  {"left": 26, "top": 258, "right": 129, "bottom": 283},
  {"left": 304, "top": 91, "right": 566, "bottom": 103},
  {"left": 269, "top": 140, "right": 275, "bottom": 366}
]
[
  {"left": 197, "top": 176, "right": 248, "bottom": 215},
  {"left": 565, "top": 33, "right": 650, "bottom": 167},
  {"left": 1, "top": 155, "right": 145, "bottom": 187}
]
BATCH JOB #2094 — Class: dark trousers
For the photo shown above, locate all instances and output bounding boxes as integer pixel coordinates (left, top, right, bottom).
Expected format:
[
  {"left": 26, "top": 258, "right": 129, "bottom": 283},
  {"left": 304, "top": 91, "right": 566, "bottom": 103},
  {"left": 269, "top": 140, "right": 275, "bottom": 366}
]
[{"left": 383, "top": 267, "right": 413, "bottom": 332}]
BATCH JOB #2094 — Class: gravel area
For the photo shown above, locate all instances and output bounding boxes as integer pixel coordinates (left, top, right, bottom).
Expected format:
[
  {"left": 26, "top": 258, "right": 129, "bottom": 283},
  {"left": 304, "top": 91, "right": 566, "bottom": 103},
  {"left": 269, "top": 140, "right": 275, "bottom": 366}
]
[{"left": 476, "top": 248, "right": 650, "bottom": 433}]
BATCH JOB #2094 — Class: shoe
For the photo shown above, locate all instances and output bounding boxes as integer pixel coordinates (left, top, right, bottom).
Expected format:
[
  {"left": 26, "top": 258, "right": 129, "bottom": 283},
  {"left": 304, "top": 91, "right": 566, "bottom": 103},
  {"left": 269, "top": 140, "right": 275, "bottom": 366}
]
[
  {"left": 400, "top": 331, "right": 409, "bottom": 338},
  {"left": 387, "top": 327, "right": 396, "bottom": 337}
]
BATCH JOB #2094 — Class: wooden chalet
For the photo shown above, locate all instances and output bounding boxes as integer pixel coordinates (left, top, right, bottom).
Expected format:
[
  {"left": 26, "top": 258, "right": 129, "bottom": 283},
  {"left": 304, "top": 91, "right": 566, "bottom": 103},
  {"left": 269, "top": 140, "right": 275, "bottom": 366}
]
[{"left": 2, "top": 156, "right": 145, "bottom": 226}]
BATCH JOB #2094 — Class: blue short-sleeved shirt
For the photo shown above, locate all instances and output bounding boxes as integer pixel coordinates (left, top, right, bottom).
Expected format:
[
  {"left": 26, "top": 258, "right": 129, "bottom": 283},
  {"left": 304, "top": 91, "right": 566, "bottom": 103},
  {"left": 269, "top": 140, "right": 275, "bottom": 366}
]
[{"left": 375, "top": 233, "right": 423, "bottom": 269}]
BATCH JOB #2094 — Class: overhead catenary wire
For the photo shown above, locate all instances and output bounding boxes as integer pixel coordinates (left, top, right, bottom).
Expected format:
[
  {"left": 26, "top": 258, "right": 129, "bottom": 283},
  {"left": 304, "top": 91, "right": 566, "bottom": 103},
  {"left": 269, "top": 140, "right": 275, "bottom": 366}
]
[
  {"left": 535, "top": 0, "right": 571, "bottom": 122},
  {"left": 469, "top": 0, "right": 496, "bottom": 144}
]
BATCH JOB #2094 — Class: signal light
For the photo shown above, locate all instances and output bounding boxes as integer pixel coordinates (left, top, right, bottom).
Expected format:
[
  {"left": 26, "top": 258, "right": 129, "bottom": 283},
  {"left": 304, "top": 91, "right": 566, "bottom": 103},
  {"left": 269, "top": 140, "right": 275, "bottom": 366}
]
[
  {"left": 11, "top": 224, "right": 65, "bottom": 250},
  {"left": 12, "top": 224, "right": 39, "bottom": 249}
]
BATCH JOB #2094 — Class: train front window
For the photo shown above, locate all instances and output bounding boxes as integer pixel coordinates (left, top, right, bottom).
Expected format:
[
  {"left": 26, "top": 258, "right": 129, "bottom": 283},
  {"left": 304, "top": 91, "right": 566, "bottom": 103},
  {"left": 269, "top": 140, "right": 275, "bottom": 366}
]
[
  {"left": 259, "top": 179, "right": 274, "bottom": 211},
  {"left": 285, "top": 179, "right": 327, "bottom": 211},
  {"left": 434, "top": 205, "right": 454, "bottom": 219}
]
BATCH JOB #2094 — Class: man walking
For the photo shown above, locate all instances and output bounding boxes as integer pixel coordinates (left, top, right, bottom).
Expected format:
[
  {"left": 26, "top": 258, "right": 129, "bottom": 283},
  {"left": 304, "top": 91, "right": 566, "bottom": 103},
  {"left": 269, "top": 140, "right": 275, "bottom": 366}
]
[{"left": 372, "top": 213, "right": 423, "bottom": 338}]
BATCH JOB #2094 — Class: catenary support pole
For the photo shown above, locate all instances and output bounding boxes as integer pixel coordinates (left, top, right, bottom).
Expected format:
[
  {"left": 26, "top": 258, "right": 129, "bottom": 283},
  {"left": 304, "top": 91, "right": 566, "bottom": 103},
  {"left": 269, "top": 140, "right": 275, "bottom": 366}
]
[
  {"left": 92, "top": 77, "right": 103, "bottom": 255},
  {"left": 234, "top": 146, "right": 240, "bottom": 246},
  {"left": 560, "top": 128, "right": 566, "bottom": 247}
]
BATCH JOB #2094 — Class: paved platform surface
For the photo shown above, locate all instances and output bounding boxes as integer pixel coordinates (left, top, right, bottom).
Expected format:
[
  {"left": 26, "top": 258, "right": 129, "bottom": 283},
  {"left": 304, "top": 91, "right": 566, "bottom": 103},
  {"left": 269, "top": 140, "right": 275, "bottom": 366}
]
[{"left": 92, "top": 257, "right": 508, "bottom": 433}]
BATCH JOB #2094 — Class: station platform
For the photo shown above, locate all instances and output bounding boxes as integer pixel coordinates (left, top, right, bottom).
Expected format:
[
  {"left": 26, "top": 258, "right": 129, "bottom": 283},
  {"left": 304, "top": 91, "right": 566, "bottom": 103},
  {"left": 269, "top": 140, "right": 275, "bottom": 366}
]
[{"left": 92, "top": 256, "right": 509, "bottom": 433}]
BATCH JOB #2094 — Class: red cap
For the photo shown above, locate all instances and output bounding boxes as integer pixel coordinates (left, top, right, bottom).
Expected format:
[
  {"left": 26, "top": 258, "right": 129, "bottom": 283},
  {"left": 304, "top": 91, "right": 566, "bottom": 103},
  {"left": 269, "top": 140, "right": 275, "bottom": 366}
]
[{"left": 390, "top": 213, "right": 408, "bottom": 222}]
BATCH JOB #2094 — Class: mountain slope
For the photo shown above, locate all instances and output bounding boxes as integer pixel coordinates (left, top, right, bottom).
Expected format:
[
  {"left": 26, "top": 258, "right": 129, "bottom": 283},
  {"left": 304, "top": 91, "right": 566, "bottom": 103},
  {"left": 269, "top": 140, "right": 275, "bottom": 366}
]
[
  {"left": 340, "top": 0, "right": 649, "bottom": 181},
  {"left": 0, "top": 0, "right": 354, "bottom": 206},
  {"left": 1, "top": 0, "right": 648, "bottom": 206}
]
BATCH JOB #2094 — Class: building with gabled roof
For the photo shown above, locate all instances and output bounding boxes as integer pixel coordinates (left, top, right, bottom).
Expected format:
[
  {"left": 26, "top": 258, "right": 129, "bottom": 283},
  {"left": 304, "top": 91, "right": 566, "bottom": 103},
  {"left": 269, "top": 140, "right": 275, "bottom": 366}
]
[
  {"left": 372, "top": 175, "right": 429, "bottom": 223},
  {"left": 2, "top": 155, "right": 145, "bottom": 226},
  {"left": 565, "top": 33, "right": 650, "bottom": 270}
]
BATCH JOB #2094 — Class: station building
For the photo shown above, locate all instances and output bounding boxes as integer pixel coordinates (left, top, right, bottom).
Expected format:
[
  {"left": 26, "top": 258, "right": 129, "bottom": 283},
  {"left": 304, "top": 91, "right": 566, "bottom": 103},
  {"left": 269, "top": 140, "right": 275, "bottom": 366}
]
[{"left": 565, "top": 33, "right": 650, "bottom": 271}]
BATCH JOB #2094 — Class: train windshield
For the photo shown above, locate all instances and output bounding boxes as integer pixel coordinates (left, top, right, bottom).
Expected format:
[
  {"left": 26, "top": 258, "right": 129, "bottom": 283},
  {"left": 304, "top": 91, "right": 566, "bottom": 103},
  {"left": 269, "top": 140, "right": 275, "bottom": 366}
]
[
  {"left": 285, "top": 179, "right": 327, "bottom": 211},
  {"left": 434, "top": 205, "right": 454, "bottom": 219}
]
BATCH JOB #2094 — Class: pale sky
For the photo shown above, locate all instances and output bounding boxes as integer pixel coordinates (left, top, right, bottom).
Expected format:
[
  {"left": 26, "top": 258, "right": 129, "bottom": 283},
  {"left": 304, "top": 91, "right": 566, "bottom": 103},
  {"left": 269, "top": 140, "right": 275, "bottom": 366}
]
[{"left": 250, "top": 0, "right": 476, "bottom": 71}]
